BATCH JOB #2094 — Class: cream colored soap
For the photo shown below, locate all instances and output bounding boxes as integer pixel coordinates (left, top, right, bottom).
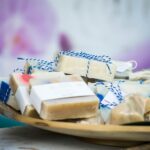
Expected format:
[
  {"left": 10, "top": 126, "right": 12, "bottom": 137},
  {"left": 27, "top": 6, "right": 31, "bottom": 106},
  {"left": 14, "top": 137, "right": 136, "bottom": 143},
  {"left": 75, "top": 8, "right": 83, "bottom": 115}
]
[
  {"left": 109, "top": 94, "right": 145, "bottom": 125},
  {"left": 88, "top": 60, "right": 116, "bottom": 81},
  {"left": 30, "top": 75, "right": 99, "bottom": 120},
  {"left": 57, "top": 55, "right": 88, "bottom": 76},
  {"left": 57, "top": 54, "right": 116, "bottom": 81}
]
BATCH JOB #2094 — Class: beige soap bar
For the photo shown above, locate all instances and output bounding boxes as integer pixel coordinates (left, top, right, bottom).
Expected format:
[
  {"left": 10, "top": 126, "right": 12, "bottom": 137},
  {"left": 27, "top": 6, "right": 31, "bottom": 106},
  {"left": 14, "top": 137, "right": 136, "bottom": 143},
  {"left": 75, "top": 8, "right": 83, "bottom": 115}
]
[
  {"left": 30, "top": 75, "right": 99, "bottom": 120},
  {"left": 57, "top": 55, "right": 116, "bottom": 81},
  {"left": 40, "top": 96, "right": 99, "bottom": 120},
  {"left": 88, "top": 60, "right": 116, "bottom": 82},
  {"left": 57, "top": 55, "right": 88, "bottom": 76},
  {"left": 109, "top": 94, "right": 145, "bottom": 125}
]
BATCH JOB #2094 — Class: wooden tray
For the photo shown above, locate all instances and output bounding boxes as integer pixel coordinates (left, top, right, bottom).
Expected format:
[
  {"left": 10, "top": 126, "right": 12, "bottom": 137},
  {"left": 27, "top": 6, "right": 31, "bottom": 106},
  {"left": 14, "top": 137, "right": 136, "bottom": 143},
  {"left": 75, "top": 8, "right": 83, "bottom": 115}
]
[{"left": 0, "top": 102, "right": 150, "bottom": 147}]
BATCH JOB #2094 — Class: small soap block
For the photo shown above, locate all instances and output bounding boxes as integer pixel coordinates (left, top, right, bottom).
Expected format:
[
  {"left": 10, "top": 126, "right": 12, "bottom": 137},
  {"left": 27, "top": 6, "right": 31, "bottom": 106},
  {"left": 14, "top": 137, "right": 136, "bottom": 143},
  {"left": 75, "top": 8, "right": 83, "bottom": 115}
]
[
  {"left": 88, "top": 60, "right": 116, "bottom": 81},
  {"left": 30, "top": 76, "right": 99, "bottom": 120},
  {"left": 57, "top": 55, "right": 88, "bottom": 76},
  {"left": 10, "top": 72, "right": 65, "bottom": 93},
  {"left": 109, "top": 94, "right": 145, "bottom": 125},
  {"left": 57, "top": 54, "right": 116, "bottom": 81}
]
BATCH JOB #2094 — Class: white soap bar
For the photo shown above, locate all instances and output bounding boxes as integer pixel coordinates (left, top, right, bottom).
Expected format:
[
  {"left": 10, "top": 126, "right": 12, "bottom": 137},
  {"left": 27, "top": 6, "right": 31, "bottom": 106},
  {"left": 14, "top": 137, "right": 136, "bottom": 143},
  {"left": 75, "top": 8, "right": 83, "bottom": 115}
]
[{"left": 30, "top": 81, "right": 99, "bottom": 120}]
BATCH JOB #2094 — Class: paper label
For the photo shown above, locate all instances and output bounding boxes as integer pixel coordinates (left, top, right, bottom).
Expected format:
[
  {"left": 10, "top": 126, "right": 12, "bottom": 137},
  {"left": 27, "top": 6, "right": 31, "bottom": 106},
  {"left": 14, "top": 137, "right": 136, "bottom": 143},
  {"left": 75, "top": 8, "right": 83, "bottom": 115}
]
[
  {"left": 101, "top": 91, "right": 120, "bottom": 109},
  {"left": 117, "top": 62, "right": 132, "bottom": 73},
  {"left": 15, "top": 86, "right": 31, "bottom": 114},
  {"left": 30, "top": 81, "right": 95, "bottom": 113}
]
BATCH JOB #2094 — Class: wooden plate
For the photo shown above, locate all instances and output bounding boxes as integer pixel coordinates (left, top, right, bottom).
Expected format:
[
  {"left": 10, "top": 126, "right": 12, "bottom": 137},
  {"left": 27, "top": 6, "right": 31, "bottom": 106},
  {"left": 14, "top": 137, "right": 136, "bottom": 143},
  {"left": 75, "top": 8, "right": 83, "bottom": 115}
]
[{"left": 0, "top": 102, "right": 150, "bottom": 147}]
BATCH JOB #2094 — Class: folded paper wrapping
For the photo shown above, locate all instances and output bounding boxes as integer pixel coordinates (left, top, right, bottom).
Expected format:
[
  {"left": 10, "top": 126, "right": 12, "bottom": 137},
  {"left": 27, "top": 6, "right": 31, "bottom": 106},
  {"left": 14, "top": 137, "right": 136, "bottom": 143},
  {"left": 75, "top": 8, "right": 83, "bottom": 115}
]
[
  {"left": 113, "top": 60, "right": 134, "bottom": 78},
  {"left": 57, "top": 55, "right": 116, "bottom": 82},
  {"left": 30, "top": 79, "right": 99, "bottom": 120},
  {"left": 109, "top": 94, "right": 146, "bottom": 125},
  {"left": 15, "top": 86, "right": 38, "bottom": 117},
  {"left": 9, "top": 72, "right": 65, "bottom": 117}
]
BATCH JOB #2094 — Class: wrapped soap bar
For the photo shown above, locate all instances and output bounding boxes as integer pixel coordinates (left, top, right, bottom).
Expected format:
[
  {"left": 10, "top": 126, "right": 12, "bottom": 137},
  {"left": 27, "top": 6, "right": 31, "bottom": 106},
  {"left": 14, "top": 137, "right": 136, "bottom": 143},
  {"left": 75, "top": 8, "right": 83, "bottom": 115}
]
[
  {"left": 56, "top": 51, "right": 116, "bottom": 81},
  {"left": 10, "top": 72, "right": 66, "bottom": 117},
  {"left": 109, "top": 94, "right": 145, "bottom": 125},
  {"left": 88, "top": 60, "right": 116, "bottom": 81},
  {"left": 15, "top": 86, "right": 38, "bottom": 117},
  {"left": 30, "top": 76, "right": 99, "bottom": 120},
  {"left": 10, "top": 72, "right": 65, "bottom": 93}
]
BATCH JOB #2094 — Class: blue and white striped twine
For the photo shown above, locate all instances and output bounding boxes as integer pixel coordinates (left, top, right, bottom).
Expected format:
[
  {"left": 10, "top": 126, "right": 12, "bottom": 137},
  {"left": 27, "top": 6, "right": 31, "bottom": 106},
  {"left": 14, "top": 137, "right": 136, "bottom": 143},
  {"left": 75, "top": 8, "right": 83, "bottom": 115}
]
[
  {"left": 14, "top": 51, "right": 113, "bottom": 74},
  {"left": 95, "top": 80, "right": 125, "bottom": 106}
]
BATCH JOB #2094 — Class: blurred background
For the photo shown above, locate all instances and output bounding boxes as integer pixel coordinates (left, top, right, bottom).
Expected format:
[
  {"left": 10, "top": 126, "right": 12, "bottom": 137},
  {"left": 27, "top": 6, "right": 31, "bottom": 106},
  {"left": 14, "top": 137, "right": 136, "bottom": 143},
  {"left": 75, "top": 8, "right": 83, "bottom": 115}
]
[{"left": 0, "top": 0, "right": 150, "bottom": 126}]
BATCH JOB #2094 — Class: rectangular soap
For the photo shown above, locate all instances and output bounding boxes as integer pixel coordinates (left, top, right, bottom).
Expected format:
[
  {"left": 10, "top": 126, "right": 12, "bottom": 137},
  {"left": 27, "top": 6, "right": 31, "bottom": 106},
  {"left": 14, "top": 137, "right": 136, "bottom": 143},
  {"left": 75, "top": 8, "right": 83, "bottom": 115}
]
[
  {"left": 109, "top": 94, "right": 145, "bottom": 125},
  {"left": 57, "top": 55, "right": 88, "bottom": 76},
  {"left": 57, "top": 54, "right": 116, "bottom": 81},
  {"left": 9, "top": 72, "right": 65, "bottom": 94},
  {"left": 30, "top": 78, "right": 99, "bottom": 120},
  {"left": 88, "top": 60, "right": 116, "bottom": 81}
]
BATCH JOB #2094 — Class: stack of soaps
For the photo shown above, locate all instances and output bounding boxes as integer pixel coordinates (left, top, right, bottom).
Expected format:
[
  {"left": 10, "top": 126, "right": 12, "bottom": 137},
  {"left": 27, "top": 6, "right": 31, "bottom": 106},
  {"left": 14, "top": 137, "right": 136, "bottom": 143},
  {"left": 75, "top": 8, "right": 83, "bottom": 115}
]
[{"left": 9, "top": 72, "right": 99, "bottom": 120}]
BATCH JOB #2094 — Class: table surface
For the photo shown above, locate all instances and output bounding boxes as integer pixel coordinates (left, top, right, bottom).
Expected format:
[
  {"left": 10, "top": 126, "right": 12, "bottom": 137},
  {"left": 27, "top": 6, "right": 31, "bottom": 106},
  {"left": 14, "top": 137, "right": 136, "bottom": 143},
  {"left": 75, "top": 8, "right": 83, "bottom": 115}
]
[{"left": 0, "top": 126, "right": 149, "bottom": 150}]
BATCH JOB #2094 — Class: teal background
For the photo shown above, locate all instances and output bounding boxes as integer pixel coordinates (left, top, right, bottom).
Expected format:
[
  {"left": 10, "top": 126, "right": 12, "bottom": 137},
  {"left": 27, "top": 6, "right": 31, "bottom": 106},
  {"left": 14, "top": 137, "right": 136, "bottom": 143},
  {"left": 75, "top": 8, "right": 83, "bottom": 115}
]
[{"left": 0, "top": 115, "right": 24, "bottom": 128}]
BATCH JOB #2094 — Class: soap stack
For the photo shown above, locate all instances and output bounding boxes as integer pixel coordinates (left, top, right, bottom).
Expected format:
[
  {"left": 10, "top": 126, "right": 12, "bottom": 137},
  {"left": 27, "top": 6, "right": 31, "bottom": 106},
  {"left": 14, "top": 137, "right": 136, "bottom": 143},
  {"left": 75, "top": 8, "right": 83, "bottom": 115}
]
[
  {"left": 0, "top": 50, "right": 149, "bottom": 125},
  {"left": 9, "top": 72, "right": 99, "bottom": 120}
]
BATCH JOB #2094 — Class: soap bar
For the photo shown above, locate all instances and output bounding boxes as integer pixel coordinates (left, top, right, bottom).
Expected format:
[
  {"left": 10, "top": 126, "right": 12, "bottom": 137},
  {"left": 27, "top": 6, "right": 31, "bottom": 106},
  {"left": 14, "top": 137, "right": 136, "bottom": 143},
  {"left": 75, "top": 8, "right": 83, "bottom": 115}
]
[
  {"left": 109, "top": 94, "right": 145, "bottom": 125},
  {"left": 88, "top": 60, "right": 116, "bottom": 81},
  {"left": 57, "top": 55, "right": 88, "bottom": 76},
  {"left": 10, "top": 72, "right": 65, "bottom": 117},
  {"left": 57, "top": 54, "right": 116, "bottom": 81},
  {"left": 9, "top": 72, "right": 65, "bottom": 93},
  {"left": 30, "top": 78, "right": 99, "bottom": 120}
]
